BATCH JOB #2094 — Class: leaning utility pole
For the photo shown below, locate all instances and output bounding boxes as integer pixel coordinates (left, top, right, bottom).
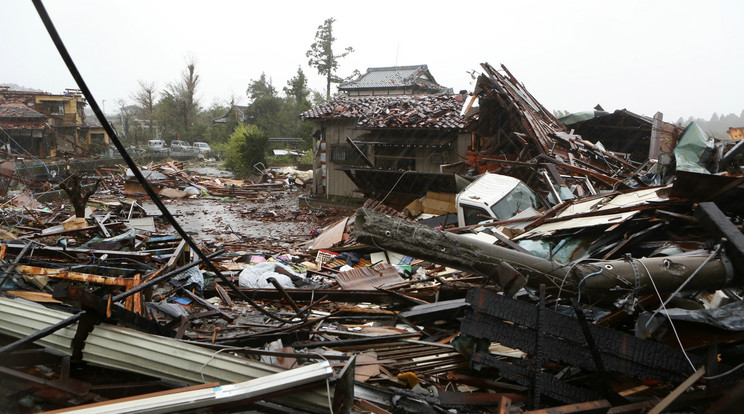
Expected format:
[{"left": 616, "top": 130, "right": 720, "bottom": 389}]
[{"left": 354, "top": 208, "right": 734, "bottom": 302}]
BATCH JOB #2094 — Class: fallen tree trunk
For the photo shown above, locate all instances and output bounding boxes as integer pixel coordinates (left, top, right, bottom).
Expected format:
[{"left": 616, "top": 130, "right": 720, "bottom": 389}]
[{"left": 354, "top": 208, "right": 735, "bottom": 301}]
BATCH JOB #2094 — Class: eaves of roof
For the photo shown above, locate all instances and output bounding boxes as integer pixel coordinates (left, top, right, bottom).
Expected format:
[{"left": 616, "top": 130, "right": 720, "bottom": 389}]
[{"left": 300, "top": 95, "right": 469, "bottom": 130}]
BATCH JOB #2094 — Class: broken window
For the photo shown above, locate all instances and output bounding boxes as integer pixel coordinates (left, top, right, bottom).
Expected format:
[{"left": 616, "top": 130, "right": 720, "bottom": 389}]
[
  {"left": 461, "top": 205, "right": 490, "bottom": 226},
  {"left": 42, "top": 101, "right": 64, "bottom": 115},
  {"left": 330, "top": 144, "right": 368, "bottom": 166},
  {"left": 490, "top": 182, "right": 542, "bottom": 219}
]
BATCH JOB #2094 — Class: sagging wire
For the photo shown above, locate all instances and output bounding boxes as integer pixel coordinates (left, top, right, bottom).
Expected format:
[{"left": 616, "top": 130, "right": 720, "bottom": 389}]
[
  {"left": 0, "top": 125, "right": 56, "bottom": 178},
  {"left": 198, "top": 346, "right": 335, "bottom": 414},
  {"left": 637, "top": 260, "right": 697, "bottom": 373},
  {"left": 199, "top": 346, "right": 245, "bottom": 383},
  {"left": 704, "top": 360, "right": 744, "bottom": 380},
  {"left": 649, "top": 244, "right": 723, "bottom": 322},
  {"left": 377, "top": 170, "right": 409, "bottom": 208},
  {"left": 576, "top": 264, "right": 603, "bottom": 304},
  {"left": 554, "top": 258, "right": 587, "bottom": 308},
  {"left": 32, "top": 0, "right": 296, "bottom": 325},
  {"left": 2, "top": 189, "right": 39, "bottom": 228},
  {"left": 302, "top": 196, "right": 326, "bottom": 210},
  {"left": 308, "top": 352, "right": 335, "bottom": 414}
]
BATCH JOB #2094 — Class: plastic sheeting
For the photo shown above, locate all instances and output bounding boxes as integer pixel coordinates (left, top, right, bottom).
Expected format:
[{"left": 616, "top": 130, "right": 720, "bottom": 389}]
[
  {"left": 674, "top": 121, "right": 714, "bottom": 174},
  {"left": 238, "top": 261, "right": 304, "bottom": 289},
  {"left": 659, "top": 299, "right": 744, "bottom": 331}
]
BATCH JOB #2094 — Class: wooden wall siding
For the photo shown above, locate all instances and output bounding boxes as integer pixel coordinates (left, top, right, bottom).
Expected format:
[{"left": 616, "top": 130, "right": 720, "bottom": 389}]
[
  {"left": 322, "top": 120, "right": 366, "bottom": 199},
  {"left": 313, "top": 119, "right": 470, "bottom": 198}
]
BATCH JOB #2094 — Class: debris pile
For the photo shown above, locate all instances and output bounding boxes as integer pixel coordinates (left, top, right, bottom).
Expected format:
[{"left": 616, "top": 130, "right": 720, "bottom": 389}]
[{"left": 2, "top": 63, "right": 744, "bottom": 414}]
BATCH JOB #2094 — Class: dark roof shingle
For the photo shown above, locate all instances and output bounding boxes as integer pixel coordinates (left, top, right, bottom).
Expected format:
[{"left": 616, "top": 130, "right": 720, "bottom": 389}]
[
  {"left": 339, "top": 65, "right": 448, "bottom": 93},
  {"left": 300, "top": 95, "right": 469, "bottom": 130},
  {"left": 0, "top": 102, "right": 48, "bottom": 119}
]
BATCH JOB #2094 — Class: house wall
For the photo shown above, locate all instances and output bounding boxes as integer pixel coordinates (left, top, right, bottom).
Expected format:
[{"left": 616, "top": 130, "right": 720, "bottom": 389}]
[
  {"left": 313, "top": 120, "right": 470, "bottom": 199},
  {"left": 313, "top": 119, "right": 366, "bottom": 199}
]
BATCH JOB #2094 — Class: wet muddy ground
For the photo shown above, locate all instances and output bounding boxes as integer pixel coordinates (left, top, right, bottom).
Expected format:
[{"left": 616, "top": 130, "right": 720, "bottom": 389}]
[{"left": 140, "top": 188, "right": 340, "bottom": 249}]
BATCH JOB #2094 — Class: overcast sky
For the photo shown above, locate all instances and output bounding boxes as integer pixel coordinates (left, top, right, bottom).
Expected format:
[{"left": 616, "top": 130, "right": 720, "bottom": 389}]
[{"left": 2, "top": 0, "right": 742, "bottom": 122}]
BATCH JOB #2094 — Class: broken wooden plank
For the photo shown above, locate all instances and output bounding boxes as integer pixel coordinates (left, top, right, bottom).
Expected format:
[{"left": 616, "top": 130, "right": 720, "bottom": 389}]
[
  {"left": 15, "top": 264, "right": 131, "bottom": 286},
  {"left": 647, "top": 366, "right": 705, "bottom": 414},
  {"left": 695, "top": 202, "right": 744, "bottom": 276}
]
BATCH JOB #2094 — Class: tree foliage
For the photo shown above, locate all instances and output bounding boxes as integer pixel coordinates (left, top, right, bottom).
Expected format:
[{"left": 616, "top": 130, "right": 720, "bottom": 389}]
[
  {"left": 306, "top": 17, "right": 354, "bottom": 100},
  {"left": 156, "top": 60, "right": 201, "bottom": 140},
  {"left": 284, "top": 66, "right": 311, "bottom": 108},
  {"left": 675, "top": 111, "right": 744, "bottom": 139},
  {"left": 223, "top": 124, "right": 267, "bottom": 178},
  {"left": 131, "top": 80, "right": 157, "bottom": 141}
]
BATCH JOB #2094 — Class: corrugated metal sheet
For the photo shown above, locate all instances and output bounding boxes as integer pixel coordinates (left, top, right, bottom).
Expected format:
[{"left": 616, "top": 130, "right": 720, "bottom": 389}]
[{"left": 0, "top": 297, "right": 330, "bottom": 411}]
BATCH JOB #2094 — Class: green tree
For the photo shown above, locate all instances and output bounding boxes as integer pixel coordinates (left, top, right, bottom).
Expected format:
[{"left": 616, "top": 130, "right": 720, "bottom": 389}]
[
  {"left": 223, "top": 124, "right": 267, "bottom": 178},
  {"left": 284, "top": 66, "right": 311, "bottom": 108},
  {"left": 244, "top": 74, "right": 288, "bottom": 138},
  {"left": 283, "top": 67, "right": 314, "bottom": 149},
  {"left": 306, "top": 17, "right": 354, "bottom": 100},
  {"left": 156, "top": 60, "right": 201, "bottom": 140},
  {"left": 203, "top": 102, "right": 233, "bottom": 144},
  {"left": 131, "top": 80, "right": 158, "bottom": 141}
]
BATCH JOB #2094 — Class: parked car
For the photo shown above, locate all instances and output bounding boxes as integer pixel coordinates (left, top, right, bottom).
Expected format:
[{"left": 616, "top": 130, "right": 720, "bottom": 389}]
[
  {"left": 169, "top": 140, "right": 192, "bottom": 152},
  {"left": 192, "top": 141, "right": 211, "bottom": 155},
  {"left": 147, "top": 139, "right": 167, "bottom": 153}
]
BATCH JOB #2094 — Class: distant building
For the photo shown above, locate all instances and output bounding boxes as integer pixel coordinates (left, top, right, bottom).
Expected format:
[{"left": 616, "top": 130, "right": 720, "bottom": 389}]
[
  {"left": 0, "top": 102, "right": 51, "bottom": 157},
  {"left": 212, "top": 105, "right": 251, "bottom": 125},
  {"left": 0, "top": 87, "right": 109, "bottom": 157},
  {"left": 338, "top": 65, "right": 451, "bottom": 96}
]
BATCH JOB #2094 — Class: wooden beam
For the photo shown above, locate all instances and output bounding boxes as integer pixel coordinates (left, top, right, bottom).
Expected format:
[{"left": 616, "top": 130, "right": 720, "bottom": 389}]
[
  {"left": 14, "top": 264, "right": 130, "bottom": 286},
  {"left": 647, "top": 366, "right": 705, "bottom": 414}
]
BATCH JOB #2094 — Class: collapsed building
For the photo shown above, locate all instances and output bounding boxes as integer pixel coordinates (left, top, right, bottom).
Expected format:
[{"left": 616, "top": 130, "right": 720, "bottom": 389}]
[
  {"left": 2, "top": 57, "right": 744, "bottom": 414},
  {"left": 0, "top": 87, "right": 110, "bottom": 158}
]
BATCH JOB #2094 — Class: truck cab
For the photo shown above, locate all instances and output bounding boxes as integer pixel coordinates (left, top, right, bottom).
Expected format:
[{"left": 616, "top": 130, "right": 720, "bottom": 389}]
[{"left": 456, "top": 172, "right": 544, "bottom": 227}]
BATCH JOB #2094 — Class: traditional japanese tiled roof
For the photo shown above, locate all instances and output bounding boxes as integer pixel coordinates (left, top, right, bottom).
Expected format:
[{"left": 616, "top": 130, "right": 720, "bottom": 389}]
[
  {"left": 0, "top": 102, "right": 48, "bottom": 119},
  {"left": 300, "top": 95, "right": 469, "bottom": 130},
  {"left": 0, "top": 102, "right": 48, "bottom": 130},
  {"left": 339, "top": 65, "right": 449, "bottom": 93}
]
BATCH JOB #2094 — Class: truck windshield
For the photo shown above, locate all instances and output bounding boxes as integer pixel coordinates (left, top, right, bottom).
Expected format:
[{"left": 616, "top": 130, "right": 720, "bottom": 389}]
[{"left": 490, "top": 182, "right": 541, "bottom": 219}]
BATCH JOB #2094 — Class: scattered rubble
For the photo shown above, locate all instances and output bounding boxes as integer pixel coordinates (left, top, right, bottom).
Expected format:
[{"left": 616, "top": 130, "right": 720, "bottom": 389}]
[{"left": 2, "top": 63, "right": 744, "bottom": 414}]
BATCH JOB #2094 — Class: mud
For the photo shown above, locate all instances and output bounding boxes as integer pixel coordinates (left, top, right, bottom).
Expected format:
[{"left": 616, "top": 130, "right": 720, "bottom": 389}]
[{"left": 140, "top": 189, "right": 334, "bottom": 247}]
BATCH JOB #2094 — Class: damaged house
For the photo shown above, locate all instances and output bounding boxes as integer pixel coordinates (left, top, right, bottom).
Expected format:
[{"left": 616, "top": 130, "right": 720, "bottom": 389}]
[
  {"left": 0, "top": 101, "right": 51, "bottom": 158},
  {"left": 560, "top": 108, "right": 681, "bottom": 163},
  {"left": 0, "top": 87, "right": 109, "bottom": 157},
  {"left": 301, "top": 65, "right": 470, "bottom": 207}
]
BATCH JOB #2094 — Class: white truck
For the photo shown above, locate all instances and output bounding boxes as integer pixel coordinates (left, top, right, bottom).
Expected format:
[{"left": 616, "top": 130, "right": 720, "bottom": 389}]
[{"left": 455, "top": 172, "right": 544, "bottom": 227}]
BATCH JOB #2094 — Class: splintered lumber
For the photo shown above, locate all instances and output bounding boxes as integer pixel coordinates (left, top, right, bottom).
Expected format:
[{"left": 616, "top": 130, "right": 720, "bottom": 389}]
[
  {"left": 14, "top": 265, "right": 131, "bottom": 286},
  {"left": 462, "top": 289, "right": 702, "bottom": 383},
  {"left": 354, "top": 208, "right": 736, "bottom": 300},
  {"left": 695, "top": 202, "right": 744, "bottom": 273}
]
